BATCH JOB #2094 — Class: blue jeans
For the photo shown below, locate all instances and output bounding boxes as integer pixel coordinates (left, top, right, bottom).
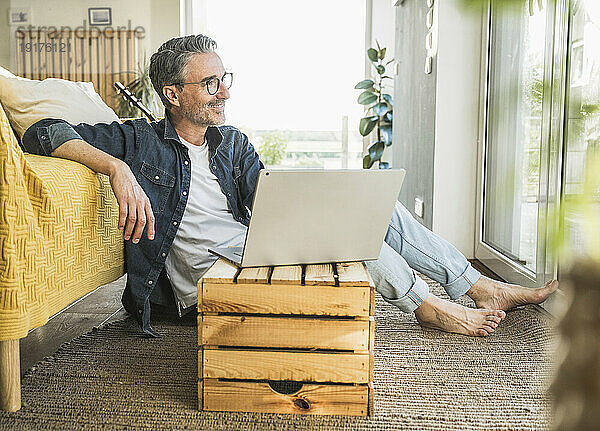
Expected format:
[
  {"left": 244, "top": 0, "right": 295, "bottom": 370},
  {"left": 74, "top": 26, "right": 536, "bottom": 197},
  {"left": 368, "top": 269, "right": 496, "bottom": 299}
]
[{"left": 365, "top": 201, "right": 482, "bottom": 313}]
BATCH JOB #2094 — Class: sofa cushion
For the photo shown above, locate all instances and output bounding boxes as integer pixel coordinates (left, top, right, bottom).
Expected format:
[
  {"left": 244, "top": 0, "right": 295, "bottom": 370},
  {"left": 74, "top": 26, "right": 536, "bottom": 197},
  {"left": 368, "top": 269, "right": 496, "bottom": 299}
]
[{"left": 0, "top": 69, "right": 119, "bottom": 138}]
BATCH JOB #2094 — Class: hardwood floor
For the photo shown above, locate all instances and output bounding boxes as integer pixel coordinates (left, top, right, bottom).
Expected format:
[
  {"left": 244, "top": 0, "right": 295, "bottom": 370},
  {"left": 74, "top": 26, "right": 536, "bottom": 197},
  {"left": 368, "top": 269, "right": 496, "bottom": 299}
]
[
  {"left": 19, "top": 275, "right": 128, "bottom": 375},
  {"left": 468, "top": 259, "right": 505, "bottom": 281}
]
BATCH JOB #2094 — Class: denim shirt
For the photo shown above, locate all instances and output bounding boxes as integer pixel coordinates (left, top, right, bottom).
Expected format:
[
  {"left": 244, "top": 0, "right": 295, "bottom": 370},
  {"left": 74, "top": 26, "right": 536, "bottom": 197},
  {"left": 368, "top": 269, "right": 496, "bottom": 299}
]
[{"left": 21, "top": 114, "right": 264, "bottom": 337}]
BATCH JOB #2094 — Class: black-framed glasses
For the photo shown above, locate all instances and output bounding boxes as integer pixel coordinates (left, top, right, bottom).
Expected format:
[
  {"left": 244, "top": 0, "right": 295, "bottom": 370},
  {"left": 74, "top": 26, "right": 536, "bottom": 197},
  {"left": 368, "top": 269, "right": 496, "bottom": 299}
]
[{"left": 171, "top": 72, "right": 233, "bottom": 95}]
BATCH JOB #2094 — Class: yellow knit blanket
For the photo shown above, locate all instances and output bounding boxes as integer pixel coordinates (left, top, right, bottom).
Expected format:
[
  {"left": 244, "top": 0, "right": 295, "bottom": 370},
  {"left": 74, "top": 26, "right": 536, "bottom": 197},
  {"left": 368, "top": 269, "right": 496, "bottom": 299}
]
[{"left": 0, "top": 103, "right": 124, "bottom": 340}]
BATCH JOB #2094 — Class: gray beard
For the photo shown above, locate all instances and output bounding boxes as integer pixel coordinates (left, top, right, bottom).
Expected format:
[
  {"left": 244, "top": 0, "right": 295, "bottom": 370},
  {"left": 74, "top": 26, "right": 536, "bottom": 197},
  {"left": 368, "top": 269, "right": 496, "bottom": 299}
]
[{"left": 181, "top": 102, "right": 223, "bottom": 127}]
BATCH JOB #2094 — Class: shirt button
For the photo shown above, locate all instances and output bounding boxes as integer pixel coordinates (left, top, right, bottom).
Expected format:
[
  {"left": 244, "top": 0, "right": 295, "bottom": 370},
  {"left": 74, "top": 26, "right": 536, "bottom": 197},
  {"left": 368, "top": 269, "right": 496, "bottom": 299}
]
[
  {"left": 148, "top": 280, "right": 153, "bottom": 285},
  {"left": 162, "top": 252, "right": 166, "bottom": 257},
  {"left": 173, "top": 221, "right": 178, "bottom": 225},
  {"left": 183, "top": 191, "right": 187, "bottom": 196},
  {"left": 154, "top": 175, "right": 159, "bottom": 180},
  {"left": 184, "top": 160, "right": 189, "bottom": 165}
]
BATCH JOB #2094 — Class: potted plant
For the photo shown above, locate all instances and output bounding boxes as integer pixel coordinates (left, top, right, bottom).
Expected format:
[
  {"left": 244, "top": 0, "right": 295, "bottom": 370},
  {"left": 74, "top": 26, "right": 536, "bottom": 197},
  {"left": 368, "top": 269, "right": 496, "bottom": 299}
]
[{"left": 355, "top": 42, "right": 394, "bottom": 169}]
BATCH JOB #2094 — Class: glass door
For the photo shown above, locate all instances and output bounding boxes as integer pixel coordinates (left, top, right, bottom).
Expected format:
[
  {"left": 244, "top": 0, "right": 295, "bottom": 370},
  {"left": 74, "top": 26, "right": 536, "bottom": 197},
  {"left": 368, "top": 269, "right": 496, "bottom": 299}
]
[
  {"left": 476, "top": 0, "right": 569, "bottom": 286},
  {"left": 562, "top": 0, "right": 600, "bottom": 260}
]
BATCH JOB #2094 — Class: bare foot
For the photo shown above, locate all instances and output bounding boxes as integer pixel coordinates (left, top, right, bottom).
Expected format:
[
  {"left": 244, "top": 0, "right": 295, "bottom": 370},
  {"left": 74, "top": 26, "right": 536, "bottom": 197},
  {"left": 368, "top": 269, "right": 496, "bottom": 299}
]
[
  {"left": 467, "top": 276, "right": 559, "bottom": 311},
  {"left": 414, "top": 293, "right": 506, "bottom": 337}
]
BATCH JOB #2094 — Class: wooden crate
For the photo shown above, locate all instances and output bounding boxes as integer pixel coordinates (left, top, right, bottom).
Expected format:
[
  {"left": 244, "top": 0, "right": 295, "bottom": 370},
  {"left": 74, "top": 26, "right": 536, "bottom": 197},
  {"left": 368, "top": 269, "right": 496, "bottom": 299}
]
[{"left": 197, "top": 259, "right": 376, "bottom": 416}]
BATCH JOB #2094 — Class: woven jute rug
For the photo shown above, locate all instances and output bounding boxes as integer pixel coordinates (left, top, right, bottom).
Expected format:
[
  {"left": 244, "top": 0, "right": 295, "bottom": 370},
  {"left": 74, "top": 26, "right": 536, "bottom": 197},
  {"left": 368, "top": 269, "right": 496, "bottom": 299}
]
[{"left": 0, "top": 277, "right": 558, "bottom": 430}]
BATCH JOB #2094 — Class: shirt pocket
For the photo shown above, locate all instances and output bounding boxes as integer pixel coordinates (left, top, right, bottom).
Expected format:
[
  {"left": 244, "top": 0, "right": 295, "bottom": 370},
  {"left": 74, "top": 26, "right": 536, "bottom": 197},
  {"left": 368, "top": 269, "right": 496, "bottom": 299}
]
[{"left": 139, "top": 161, "right": 176, "bottom": 214}]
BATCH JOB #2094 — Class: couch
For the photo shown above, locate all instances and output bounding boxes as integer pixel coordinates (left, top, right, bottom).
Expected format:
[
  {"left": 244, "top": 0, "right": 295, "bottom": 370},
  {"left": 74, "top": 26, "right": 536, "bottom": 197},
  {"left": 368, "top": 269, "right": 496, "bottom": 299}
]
[{"left": 0, "top": 99, "right": 125, "bottom": 411}]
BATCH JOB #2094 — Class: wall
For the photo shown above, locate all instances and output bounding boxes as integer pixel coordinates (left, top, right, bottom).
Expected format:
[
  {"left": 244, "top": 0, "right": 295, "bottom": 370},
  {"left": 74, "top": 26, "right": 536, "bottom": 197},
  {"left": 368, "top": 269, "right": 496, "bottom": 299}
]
[
  {"left": 0, "top": 0, "right": 179, "bottom": 72},
  {"left": 432, "top": 0, "right": 483, "bottom": 257},
  {"left": 392, "top": 0, "right": 437, "bottom": 229},
  {"left": 150, "top": 0, "right": 180, "bottom": 55}
]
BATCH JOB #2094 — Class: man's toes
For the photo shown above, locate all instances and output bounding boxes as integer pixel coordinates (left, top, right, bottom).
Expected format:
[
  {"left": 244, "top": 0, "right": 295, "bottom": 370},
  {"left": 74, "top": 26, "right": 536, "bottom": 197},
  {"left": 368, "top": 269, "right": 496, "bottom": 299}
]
[
  {"left": 487, "top": 314, "right": 502, "bottom": 324},
  {"left": 487, "top": 309, "right": 506, "bottom": 320},
  {"left": 482, "top": 324, "right": 496, "bottom": 333},
  {"left": 544, "top": 280, "right": 559, "bottom": 295},
  {"left": 476, "top": 328, "right": 489, "bottom": 336},
  {"left": 485, "top": 319, "right": 498, "bottom": 329}
]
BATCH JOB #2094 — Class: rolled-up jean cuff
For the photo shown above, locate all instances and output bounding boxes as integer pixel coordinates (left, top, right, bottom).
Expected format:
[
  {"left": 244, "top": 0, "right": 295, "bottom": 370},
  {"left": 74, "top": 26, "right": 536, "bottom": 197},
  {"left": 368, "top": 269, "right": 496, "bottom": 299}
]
[
  {"left": 380, "top": 276, "right": 429, "bottom": 313},
  {"left": 46, "top": 122, "right": 84, "bottom": 153},
  {"left": 443, "top": 263, "right": 481, "bottom": 300}
]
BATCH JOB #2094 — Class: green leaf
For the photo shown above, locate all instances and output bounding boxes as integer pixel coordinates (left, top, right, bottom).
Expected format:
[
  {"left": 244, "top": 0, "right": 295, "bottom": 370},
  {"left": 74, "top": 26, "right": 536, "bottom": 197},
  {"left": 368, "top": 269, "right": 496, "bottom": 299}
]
[
  {"left": 363, "top": 154, "right": 374, "bottom": 169},
  {"left": 379, "top": 48, "right": 386, "bottom": 60},
  {"left": 359, "top": 116, "right": 378, "bottom": 136},
  {"left": 382, "top": 94, "right": 393, "bottom": 105},
  {"left": 368, "top": 141, "right": 385, "bottom": 162},
  {"left": 376, "top": 65, "right": 385, "bottom": 75},
  {"left": 357, "top": 91, "right": 378, "bottom": 105},
  {"left": 354, "top": 79, "right": 375, "bottom": 89},
  {"left": 380, "top": 124, "right": 392, "bottom": 146},
  {"left": 373, "top": 102, "right": 388, "bottom": 116},
  {"left": 385, "top": 111, "right": 393, "bottom": 122},
  {"left": 367, "top": 48, "right": 378, "bottom": 62}
]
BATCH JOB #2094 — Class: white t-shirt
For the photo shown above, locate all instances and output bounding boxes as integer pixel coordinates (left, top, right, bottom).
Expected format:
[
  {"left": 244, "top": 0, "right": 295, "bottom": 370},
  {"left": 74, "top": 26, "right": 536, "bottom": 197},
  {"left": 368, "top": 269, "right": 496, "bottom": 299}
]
[{"left": 164, "top": 134, "right": 247, "bottom": 311}]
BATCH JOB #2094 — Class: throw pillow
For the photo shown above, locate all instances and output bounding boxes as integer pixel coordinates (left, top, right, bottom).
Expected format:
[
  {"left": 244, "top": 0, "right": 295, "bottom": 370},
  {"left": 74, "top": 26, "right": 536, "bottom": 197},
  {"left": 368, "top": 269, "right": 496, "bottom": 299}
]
[{"left": 0, "top": 70, "right": 119, "bottom": 138}]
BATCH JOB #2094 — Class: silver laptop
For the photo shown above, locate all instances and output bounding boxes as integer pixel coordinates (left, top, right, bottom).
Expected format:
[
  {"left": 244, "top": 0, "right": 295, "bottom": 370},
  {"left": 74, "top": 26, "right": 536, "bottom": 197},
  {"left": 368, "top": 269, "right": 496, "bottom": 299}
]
[{"left": 208, "top": 168, "right": 405, "bottom": 267}]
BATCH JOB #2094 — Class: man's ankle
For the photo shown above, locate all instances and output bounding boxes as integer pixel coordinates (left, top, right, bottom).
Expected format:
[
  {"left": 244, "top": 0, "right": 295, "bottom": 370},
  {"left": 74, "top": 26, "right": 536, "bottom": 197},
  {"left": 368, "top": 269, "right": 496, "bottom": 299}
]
[{"left": 465, "top": 276, "right": 486, "bottom": 301}]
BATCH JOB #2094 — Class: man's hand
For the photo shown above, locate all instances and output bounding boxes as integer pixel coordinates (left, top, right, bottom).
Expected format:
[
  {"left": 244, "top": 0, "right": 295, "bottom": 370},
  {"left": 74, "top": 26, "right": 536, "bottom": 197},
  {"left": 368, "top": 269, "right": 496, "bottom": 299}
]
[{"left": 108, "top": 161, "right": 155, "bottom": 243}]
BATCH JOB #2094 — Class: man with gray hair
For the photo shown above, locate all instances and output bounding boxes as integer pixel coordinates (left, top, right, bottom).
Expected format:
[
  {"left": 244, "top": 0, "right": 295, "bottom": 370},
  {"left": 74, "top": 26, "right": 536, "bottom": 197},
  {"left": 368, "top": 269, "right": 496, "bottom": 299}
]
[{"left": 22, "top": 35, "right": 557, "bottom": 338}]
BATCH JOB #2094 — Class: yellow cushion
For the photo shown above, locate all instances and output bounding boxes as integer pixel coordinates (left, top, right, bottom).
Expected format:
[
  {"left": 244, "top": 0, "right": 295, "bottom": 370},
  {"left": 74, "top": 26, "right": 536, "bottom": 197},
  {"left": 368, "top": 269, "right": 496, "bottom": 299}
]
[{"left": 0, "top": 102, "right": 124, "bottom": 340}]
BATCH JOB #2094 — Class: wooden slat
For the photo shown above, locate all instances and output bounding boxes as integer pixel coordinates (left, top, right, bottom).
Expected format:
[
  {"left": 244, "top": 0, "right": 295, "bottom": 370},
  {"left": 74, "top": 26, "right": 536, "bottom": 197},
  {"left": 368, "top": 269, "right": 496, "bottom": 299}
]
[
  {"left": 364, "top": 262, "right": 376, "bottom": 288},
  {"left": 201, "top": 259, "right": 239, "bottom": 284},
  {"left": 82, "top": 34, "right": 91, "bottom": 83},
  {"left": 236, "top": 267, "right": 270, "bottom": 284},
  {"left": 271, "top": 265, "right": 302, "bottom": 285},
  {"left": 198, "top": 380, "right": 204, "bottom": 411},
  {"left": 305, "top": 264, "right": 335, "bottom": 286},
  {"left": 39, "top": 31, "right": 48, "bottom": 79},
  {"left": 200, "top": 349, "right": 370, "bottom": 383},
  {"left": 31, "top": 34, "right": 39, "bottom": 80},
  {"left": 90, "top": 35, "right": 99, "bottom": 93},
  {"left": 49, "top": 33, "right": 56, "bottom": 78},
  {"left": 57, "top": 34, "right": 70, "bottom": 79},
  {"left": 110, "top": 34, "right": 118, "bottom": 101},
  {"left": 370, "top": 287, "right": 375, "bottom": 316},
  {"left": 75, "top": 36, "right": 84, "bottom": 81},
  {"left": 368, "top": 382, "right": 374, "bottom": 416},
  {"left": 118, "top": 31, "right": 126, "bottom": 85},
  {"left": 201, "top": 283, "right": 370, "bottom": 316},
  {"left": 200, "top": 379, "right": 369, "bottom": 416},
  {"left": 336, "top": 262, "right": 370, "bottom": 286},
  {"left": 15, "top": 37, "right": 22, "bottom": 76},
  {"left": 67, "top": 32, "right": 75, "bottom": 80},
  {"left": 199, "top": 314, "right": 370, "bottom": 350},
  {"left": 101, "top": 35, "right": 109, "bottom": 103},
  {"left": 369, "top": 317, "right": 375, "bottom": 351}
]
